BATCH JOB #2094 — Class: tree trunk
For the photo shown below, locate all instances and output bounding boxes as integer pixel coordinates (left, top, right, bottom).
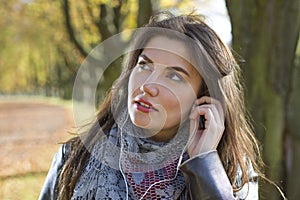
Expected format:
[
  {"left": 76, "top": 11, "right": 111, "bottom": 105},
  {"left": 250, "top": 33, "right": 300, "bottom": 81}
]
[
  {"left": 286, "top": 51, "right": 300, "bottom": 199},
  {"left": 138, "top": 0, "right": 153, "bottom": 27},
  {"left": 225, "top": 0, "right": 300, "bottom": 199}
]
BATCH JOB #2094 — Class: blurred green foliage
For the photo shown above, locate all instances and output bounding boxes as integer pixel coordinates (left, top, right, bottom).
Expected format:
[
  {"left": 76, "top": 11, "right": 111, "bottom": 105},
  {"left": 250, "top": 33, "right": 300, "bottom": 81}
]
[
  {"left": 0, "top": 0, "right": 75, "bottom": 98},
  {"left": 0, "top": 0, "right": 196, "bottom": 99}
]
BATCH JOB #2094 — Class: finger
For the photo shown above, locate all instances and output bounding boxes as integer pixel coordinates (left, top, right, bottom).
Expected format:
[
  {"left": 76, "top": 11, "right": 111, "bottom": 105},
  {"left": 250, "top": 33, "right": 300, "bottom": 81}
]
[
  {"left": 195, "top": 96, "right": 223, "bottom": 113},
  {"left": 195, "top": 96, "right": 212, "bottom": 105},
  {"left": 189, "top": 106, "right": 210, "bottom": 120},
  {"left": 190, "top": 104, "right": 218, "bottom": 125},
  {"left": 195, "top": 97, "right": 225, "bottom": 121},
  {"left": 201, "top": 104, "right": 223, "bottom": 125},
  {"left": 195, "top": 96, "right": 223, "bottom": 105},
  {"left": 190, "top": 107, "right": 215, "bottom": 132}
]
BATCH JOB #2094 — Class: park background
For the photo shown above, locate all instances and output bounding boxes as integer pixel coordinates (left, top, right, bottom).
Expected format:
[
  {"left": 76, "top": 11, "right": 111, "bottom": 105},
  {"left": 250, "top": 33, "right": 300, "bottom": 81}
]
[{"left": 0, "top": 0, "right": 299, "bottom": 199}]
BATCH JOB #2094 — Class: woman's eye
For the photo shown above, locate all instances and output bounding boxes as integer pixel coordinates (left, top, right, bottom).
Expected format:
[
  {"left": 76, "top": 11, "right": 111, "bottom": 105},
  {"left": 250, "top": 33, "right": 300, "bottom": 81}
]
[
  {"left": 137, "top": 62, "right": 152, "bottom": 71},
  {"left": 168, "top": 72, "right": 184, "bottom": 82}
]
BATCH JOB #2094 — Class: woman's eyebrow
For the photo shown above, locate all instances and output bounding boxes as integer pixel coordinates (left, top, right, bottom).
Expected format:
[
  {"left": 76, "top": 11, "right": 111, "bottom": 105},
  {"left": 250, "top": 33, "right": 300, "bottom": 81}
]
[
  {"left": 139, "top": 54, "right": 153, "bottom": 63},
  {"left": 167, "top": 66, "right": 191, "bottom": 77}
]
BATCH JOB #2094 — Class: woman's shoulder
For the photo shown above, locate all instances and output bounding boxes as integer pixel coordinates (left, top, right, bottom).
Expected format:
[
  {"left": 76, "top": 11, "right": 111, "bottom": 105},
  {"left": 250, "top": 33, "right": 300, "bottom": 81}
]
[
  {"left": 58, "top": 136, "right": 81, "bottom": 161},
  {"left": 234, "top": 158, "right": 259, "bottom": 199},
  {"left": 38, "top": 139, "right": 79, "bottom": 200},
  {"left": 235, "top": 158, "right": 258, "bottom": 187}
]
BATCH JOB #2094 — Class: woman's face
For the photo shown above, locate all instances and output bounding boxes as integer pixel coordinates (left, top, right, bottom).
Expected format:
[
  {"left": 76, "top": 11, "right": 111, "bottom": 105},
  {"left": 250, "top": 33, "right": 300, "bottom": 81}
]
[{"left": 127, "top": 36, "right": 202, "bottom": 142}]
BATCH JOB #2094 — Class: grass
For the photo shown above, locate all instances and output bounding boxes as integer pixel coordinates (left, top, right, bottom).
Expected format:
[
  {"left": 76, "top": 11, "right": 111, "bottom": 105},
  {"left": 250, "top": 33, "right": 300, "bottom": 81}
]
[
  {"left": 0, "top": 172, "right": 47, "bottom": 200},
  {"left": 0, "top": 96, "right": 74, "bottom": 200}
]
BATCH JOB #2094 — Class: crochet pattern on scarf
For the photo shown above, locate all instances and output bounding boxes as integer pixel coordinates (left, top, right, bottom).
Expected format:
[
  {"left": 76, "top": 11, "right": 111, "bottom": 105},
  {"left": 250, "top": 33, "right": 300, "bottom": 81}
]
[{"left": 72, "top": 118, "right": 190, "bottom": 200}]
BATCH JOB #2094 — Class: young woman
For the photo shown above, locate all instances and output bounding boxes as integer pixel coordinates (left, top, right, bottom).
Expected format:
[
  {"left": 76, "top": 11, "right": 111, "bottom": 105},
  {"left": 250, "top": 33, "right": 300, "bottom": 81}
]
[{"left": 39, "top": 13, "right": 263, "bottom": 200}]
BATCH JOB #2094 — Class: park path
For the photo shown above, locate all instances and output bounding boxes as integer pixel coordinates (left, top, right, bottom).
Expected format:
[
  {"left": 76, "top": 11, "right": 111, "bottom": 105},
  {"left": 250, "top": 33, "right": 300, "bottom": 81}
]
[{"left": 0, "top": 101, "right": 74, "bottom": 178}]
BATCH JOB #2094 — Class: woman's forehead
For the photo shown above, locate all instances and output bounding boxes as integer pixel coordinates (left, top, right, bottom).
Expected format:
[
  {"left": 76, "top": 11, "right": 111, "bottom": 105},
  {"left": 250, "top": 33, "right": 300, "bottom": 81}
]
[{"left": 143, "top": 36, "right": 191, "bottom": 60}]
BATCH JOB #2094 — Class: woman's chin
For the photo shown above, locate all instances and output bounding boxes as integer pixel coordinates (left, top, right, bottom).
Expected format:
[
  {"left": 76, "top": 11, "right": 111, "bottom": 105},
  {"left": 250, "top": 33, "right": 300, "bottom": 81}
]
[{"left": 130, "top": 120, "right": 162, "bottom": 137}]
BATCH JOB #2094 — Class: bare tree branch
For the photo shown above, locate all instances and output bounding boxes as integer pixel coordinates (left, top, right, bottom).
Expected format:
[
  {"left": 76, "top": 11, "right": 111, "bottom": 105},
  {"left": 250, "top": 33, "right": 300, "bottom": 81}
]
[
  {"left": 113, "top": 0, "right": 122, "bottom": 32},
  {"left": 61, "top": 0, "right": 88, "bottom": 58},
  {"left": 97, "top": 3, "right": 113, "bottom": 40}
]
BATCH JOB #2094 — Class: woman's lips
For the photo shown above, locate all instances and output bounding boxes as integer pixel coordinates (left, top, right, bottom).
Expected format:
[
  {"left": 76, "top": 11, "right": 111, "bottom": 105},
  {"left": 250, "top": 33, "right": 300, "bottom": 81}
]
[{"left": 134, "top": 99, "right": 158, "bottom": 113}]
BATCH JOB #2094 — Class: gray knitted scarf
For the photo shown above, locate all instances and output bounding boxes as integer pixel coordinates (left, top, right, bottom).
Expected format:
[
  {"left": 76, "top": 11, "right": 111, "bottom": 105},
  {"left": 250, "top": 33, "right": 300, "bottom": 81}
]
[{"left": 72, "top": 116, "right": 190, "bottom": 200}]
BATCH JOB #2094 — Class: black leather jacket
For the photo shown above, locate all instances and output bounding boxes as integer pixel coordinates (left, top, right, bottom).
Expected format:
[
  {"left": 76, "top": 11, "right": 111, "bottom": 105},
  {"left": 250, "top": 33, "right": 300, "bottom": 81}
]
[{"left": 39, "top": 145, "right": 258, "bottom": 200}]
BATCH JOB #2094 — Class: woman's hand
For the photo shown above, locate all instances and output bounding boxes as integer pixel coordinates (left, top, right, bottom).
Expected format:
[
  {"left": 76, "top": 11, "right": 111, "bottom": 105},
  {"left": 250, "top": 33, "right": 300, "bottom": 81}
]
[{"left": 187, "top": 96, "right": 225, "bottom": 157}]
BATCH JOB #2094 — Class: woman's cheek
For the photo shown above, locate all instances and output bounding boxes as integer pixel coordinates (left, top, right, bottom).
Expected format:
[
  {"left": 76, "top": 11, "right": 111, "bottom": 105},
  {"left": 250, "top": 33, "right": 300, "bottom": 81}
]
[{"left": 177, "top": 91, "right": 197, "bottom": 118}]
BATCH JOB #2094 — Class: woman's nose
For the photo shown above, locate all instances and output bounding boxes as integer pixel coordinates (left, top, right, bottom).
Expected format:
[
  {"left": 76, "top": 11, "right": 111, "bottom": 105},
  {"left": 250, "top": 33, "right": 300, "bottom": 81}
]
[{"left": 140, "top": 83, "right": 159, "bottom": 97}]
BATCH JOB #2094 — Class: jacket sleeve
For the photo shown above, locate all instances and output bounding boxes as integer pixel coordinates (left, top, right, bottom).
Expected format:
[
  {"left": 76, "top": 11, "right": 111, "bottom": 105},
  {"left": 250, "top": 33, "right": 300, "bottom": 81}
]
[
  {"left": 179, "top": 150, "right": 258, "bottom": 200},
  {"left": 38, "top": 144, "right": 68, "bottom": 200}
]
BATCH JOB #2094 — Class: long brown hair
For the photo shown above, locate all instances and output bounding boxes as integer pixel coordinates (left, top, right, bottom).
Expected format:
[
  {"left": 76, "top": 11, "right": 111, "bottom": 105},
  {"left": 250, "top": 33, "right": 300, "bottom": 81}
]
[{"left": 57, "top": 13, "right": 264, "bottom": 199}]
